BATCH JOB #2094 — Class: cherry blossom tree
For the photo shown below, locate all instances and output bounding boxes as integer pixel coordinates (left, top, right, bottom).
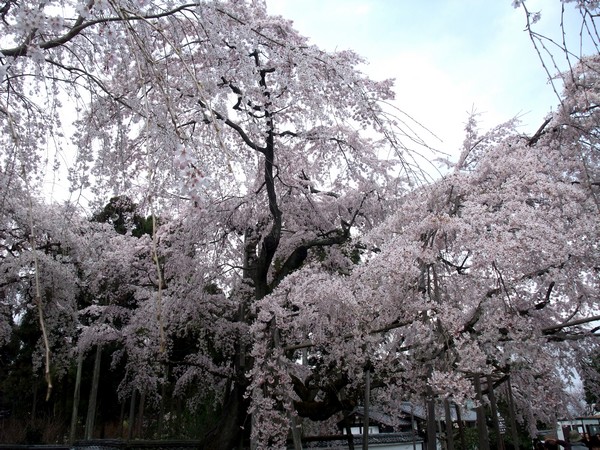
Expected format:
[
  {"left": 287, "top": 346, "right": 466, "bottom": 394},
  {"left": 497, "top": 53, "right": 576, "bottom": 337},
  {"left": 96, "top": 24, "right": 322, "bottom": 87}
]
[
  {"left": 0, "top": 177, "right": 89, "bottom": 427},
  {"left": 0, "top": 0, "right": 429, "bottom": 445},
  {"left": 250, "top": 54, "right": 600, "bottom": 446},
  {"left": 0, "top": 0, "right": 599, "bottom": 448},
  {"left": 0, "top": 188, "right": 158, "bottom": 440}
]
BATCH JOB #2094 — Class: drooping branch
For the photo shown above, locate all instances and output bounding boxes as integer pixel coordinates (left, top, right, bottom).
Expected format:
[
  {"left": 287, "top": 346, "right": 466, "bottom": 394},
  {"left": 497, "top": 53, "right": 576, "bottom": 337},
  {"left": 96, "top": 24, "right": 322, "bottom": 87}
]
[
  {"left": 283, "top": 316, "right": 420, "bottom": 352},
  {"left": 1, "top": 3, "right": 202, "bottom": 57},
  {"left": 197, "top": 99, "right": 266, "bottom": 153},
  {"left": 299, "top": 170, "right": 340, "bottom": 198},
  {"left": 44, "top": 58, "right": 137, "bottom": 113}
]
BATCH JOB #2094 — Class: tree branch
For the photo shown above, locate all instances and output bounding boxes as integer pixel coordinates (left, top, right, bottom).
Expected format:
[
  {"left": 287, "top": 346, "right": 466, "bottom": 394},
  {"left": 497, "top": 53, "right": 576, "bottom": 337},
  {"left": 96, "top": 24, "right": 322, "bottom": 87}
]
[
  {"left": 542, "top": 314, "right": 600, "bottom": 334},
  {"left": 527, "top": 117, "right": 552, "bottom": 147},
  {"left": 197, "top": 99, "right": 265, "bottom": 153},
  {"left": 1, "top": 3, "right": 202, "bottom": 57}
]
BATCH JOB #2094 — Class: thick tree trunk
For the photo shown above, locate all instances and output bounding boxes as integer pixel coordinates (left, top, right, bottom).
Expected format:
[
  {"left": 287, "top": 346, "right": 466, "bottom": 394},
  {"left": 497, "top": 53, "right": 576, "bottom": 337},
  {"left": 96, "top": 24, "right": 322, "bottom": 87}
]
[
  {"left": 69, "top": 351, "right": 83, "bottom": 443},
  {"left": 204, "top": 227, "right": 261, "bottom": 450},
  {"left": 85, "top": 345, "right": 102, "bottom": 440},
  {"left": 202, "top": 384, "right": 250, "bottom": 450}
]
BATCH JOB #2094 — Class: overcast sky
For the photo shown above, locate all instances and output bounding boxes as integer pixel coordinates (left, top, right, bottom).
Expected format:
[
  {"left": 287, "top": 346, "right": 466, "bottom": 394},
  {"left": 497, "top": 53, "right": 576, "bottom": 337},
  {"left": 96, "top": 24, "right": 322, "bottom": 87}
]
[{"left": 266, "top": 0, "right": 593, "bottom": 159}]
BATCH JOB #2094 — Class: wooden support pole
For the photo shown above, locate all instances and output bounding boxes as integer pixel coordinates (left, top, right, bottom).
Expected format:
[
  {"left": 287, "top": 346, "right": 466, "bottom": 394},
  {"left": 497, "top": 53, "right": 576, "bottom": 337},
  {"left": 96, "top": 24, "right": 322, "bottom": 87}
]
[
  {"left": 506, "top": 377, "right": 520, "bottom": 449},
  {"left": 426, "top": 397, "right": 437, "bottom": 450},
  {"left": 127, "top": 388, "right": 136, "bottom": 440},
  {"left": 474, "top": 374, "right": 490, "bottom": 450},
  {"left": 362, "top": 366, "right": 371, "bottom": 450},
  {"left": 290, "top": 413, "right": 303, "bottom": 450},
  {"left": 487, "top": 375, "right": 504, "bottom": 450},
  {"left": 136, "top": 389, "right": 146, "bottom": 437},
  {"left": 444, "top": 398, "right": 455, "bottom": 450},
  {"left": 410, "top": 405, "right": 417, "bottom": 450},
  {"left": 456, "top": 403, "right": 467, "bottom": 450},
  {"left": 69, "top": 351, "right": 83, "bottom": 443},
  {"left": 84, "top": 345, "right": 102, "bottom": 440}
]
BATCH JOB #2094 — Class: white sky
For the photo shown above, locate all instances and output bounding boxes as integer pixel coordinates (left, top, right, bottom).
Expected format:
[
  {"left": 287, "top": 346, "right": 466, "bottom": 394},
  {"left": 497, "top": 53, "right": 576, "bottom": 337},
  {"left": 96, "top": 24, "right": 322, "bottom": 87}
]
[{"left": 266, "top": 0, "right": 594, "bottom": 159}]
